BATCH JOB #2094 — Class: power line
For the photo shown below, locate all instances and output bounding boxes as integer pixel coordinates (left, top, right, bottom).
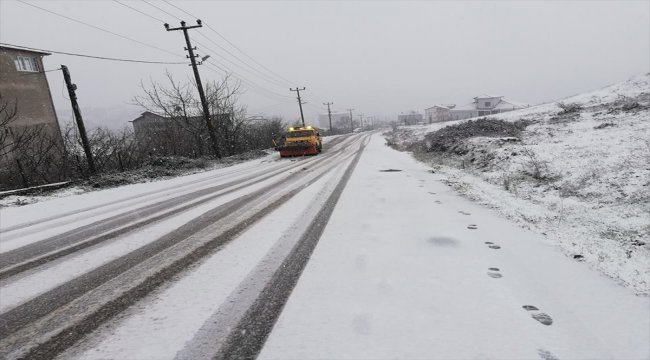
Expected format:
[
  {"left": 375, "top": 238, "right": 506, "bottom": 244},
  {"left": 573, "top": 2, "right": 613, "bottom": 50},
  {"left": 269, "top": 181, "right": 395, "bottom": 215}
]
[
  {"left": 192, "top": 37, "right": 290, "bottom": 90},
  {"left": 161, "top": 0, "right": 296, "bottom": 87},
  {"left": 194, "top": 31, "right": 288, "bottom": 87},
  {"left": 0, "top": 43, "right": 186, "bottom": 64},
  {"left": 140, "top": 0, "right": 182, "bottom": 21},
  {"left": 159, "top": 1, "right": 342, "bottom": 109},
  {"left": 112, "top": 0, "right": 165, "bottom": 23},
  {"left": 16, "top": 0, "right": 182, "bottom": 59},
  {"left": 202, "top": 60, "right": 293, "bottom": 102},
  {"left": 105, "top": 0, "right": 294, "bottom": 101}
]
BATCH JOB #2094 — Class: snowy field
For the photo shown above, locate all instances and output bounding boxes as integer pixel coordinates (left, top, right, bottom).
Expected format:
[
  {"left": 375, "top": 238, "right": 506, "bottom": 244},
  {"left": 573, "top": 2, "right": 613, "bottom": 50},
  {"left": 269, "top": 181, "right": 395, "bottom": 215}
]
[{"left": 385, "top": 74, "right": 650, "bottom": 295}]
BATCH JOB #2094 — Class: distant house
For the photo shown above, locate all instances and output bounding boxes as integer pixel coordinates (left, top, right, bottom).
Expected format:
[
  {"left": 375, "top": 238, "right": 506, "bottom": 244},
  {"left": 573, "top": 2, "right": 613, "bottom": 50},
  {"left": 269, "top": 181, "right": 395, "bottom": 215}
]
[
  {"left": 131, "top": 111, "right": 230, "bottom": 156},
  {"left": 398, "top": 111, "right": 423, "bottom": 125},
  {"left": 0, "top": 45, "right": 63, "bottom": 154},
  {"left": 425, "top": 95, "right": 528, "bottom": 123}
]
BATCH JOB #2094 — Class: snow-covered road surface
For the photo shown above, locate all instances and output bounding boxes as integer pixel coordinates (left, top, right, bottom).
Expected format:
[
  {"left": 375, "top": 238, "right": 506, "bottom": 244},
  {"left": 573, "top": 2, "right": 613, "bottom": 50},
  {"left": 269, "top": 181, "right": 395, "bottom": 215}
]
[{"left": 1, "top": 132, "right": 647, "bottom": 359}]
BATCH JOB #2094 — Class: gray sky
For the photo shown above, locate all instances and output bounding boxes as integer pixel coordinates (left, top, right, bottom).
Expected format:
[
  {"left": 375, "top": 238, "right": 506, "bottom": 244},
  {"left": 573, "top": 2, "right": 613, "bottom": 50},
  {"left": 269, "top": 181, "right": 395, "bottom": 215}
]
[{"left": 1, "top": 0, "right": 648, "bottom": 128}]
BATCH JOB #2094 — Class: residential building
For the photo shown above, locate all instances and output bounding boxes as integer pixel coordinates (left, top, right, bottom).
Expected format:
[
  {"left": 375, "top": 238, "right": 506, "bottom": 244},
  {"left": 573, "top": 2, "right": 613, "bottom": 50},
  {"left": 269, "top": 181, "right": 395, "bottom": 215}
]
[
  {"left": 0, "top": 45, "right": 63, "bottom": 156},
  {"left": 425, "top": 95, "right": 528, "bottom": 123},
  {"left": 131, "top": 111, "right": 230, "bottom": 156}
]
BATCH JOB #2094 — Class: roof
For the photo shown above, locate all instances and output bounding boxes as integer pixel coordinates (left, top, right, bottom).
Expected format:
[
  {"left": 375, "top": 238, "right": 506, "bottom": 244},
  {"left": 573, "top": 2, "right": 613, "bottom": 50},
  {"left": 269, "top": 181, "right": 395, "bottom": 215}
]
[
  {"left": 0, "top": 45, "right": 50, "bottom": 56},
  {"left": 452, "top": 102, "right": 479, "bottom": 111},
  {"left": 493, "top": 98, "right": 529, "bottom": 110},
  {"left": 474, "top": 94, "right": 502, "bottom": 99},
  {"left": 425, "top": 105, "right": 455, "bottom": 110}
]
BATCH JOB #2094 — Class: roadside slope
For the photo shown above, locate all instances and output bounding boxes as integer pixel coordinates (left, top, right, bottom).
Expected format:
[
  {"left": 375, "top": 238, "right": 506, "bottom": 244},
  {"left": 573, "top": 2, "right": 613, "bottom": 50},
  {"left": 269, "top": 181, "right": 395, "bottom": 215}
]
[{"left": 386, "top": 74, "right": 650, "bottom": 294}]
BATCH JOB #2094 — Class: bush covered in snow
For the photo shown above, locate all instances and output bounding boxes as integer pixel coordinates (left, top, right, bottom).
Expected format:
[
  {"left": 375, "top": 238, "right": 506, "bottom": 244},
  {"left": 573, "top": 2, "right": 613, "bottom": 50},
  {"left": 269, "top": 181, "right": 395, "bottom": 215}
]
[{"left": 423, "top": 118, "right": 532, "bottom": 154}]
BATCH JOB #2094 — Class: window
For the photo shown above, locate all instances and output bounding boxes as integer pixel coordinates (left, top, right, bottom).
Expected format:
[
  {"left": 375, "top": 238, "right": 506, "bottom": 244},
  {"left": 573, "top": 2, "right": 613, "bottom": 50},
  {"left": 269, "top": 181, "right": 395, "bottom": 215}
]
[
  {"left": 14, "top": 56, "right": 39, "bottom": 72},
  {"left": 484, "top": 101, "right": 491, "bottom": 107}
]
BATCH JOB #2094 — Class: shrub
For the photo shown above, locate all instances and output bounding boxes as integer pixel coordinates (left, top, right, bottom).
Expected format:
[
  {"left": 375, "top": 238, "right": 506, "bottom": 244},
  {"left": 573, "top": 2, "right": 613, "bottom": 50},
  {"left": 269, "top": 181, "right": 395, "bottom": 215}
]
[
  {"left": 557, "top": 102, "right": 583, "bottom": 114},
  {"left": 423, "top": 118, "right": 531, "bottom": 153}
]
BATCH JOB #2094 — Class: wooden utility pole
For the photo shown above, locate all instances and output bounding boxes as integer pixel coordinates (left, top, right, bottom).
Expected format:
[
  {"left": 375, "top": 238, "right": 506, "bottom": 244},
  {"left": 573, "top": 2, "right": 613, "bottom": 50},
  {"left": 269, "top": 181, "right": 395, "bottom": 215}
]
[
  {"left": 323, "top": 102, "right": 333, "bottom": 132},
  {"left": 346, "top": 108, "right": 354, "bottom": 132},
  {"left": 61, "top": 65, "right": 95, "bottom": 175},
  {"left": 290, "top": 87, "right": 306, "bottom": 127},
  {"left": 165, "top": 20, "right": 221, "bottom": 159}
]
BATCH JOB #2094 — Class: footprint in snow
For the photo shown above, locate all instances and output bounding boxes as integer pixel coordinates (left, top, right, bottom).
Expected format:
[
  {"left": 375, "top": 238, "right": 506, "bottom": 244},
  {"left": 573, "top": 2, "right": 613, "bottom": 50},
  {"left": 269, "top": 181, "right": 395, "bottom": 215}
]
[
  {"left": 434, "top": 200, "right": 442, "bottom": 204},
  {"left": 458, "top": 211, "right": 471, "bottom": 215},
  {"left": 487, "top": 267, "right": 502, "bottom": 278},
  {"left": 488, "top": 245, "right": 501, "bottom": 249},
  {"left": 428, "top": 192, "right": 437, "bottom": 195},
  {"left": 538, "top": 349, "right": 560, "bottom": 360},
  {"left": 523, "top": 305, "right": 553, "bottom": 326},
  {"left": 467, "top": 224, "right": 478, "bottom": 230}
]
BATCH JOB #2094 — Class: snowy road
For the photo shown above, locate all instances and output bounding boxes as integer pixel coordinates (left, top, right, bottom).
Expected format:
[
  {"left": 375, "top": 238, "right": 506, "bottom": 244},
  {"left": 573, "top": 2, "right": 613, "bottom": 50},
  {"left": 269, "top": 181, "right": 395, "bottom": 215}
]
[{"left": 1, "top": 133, "right": 648, "bottom": 359}]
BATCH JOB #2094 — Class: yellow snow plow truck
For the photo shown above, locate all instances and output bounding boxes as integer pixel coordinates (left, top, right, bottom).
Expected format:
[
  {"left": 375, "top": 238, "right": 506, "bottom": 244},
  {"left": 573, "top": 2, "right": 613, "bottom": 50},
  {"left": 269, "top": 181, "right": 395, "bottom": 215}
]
[{"left": 274, "top": 126, "right": 322, "bottom": 157}]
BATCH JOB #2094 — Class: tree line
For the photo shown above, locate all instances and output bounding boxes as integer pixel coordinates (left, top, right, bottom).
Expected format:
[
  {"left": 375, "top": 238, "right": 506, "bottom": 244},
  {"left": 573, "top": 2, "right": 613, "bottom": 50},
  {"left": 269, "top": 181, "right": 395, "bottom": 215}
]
[{"left": 0, "top": 73, "right": 287, "bottom": 191}]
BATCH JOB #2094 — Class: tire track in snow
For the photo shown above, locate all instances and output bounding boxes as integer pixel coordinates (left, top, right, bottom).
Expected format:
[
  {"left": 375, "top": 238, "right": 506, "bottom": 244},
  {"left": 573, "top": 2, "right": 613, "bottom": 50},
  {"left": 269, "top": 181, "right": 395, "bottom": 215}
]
[
  {"left": 0, "top": 134, "right": 368, "bottom": 360},
  {"left": 214, "top": 135, "right": 368, "bottom": 359},
  {"left": 0, "top": 135, "right": 357, "bottom": 278}
]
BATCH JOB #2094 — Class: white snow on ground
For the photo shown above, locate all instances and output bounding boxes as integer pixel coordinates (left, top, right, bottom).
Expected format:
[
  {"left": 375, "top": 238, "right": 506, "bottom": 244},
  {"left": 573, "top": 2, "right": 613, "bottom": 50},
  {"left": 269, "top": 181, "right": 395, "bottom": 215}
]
[
  {"left": 0, "top": 164, "right": 296, "bottom": 313},
  {"left": 0, "top": 159, "right": 287, "bottom": 253},
  {"left": 0, "top": 155, "right": 274, "bottom": 228},
  {"left": 260, "top": 134, "right": 650, "bottom": 360},
  {"left": 385, "top": 74, "right": 650, "bottom": 294},
  {"left": 60, "top": 161, "right": 351, "bottom": 360}
]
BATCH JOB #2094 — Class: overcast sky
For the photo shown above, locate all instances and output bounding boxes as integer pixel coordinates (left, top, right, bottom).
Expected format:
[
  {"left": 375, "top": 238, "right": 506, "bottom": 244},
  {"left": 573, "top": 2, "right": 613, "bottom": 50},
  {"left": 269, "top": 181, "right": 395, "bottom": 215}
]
[{"left": 1, "top": 0, "right": 648, "bottom": 128}]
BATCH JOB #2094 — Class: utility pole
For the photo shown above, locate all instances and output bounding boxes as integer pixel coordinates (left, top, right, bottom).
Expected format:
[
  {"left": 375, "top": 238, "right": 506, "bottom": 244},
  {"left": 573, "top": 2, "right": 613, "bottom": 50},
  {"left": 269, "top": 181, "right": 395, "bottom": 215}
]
[
  {"left": 323, "top": 102, "right": 333, "bottom": 132},
  {"left": 61, "top": 65, "right": 95, "bottom": 175},
  {"left": 290, "top": 87, "right": 306, "bottom": 127},
  {"left": 165, "top": 20, "right": 221, "bottom": 159},
  {"left": 346, "top": 108, "right": 354, "bottom": 132}
]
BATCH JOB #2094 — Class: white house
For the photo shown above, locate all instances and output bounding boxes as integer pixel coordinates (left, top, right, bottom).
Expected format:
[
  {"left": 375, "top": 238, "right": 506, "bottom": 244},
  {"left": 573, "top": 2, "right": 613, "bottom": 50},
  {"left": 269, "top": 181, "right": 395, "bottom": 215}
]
[{"left": 425, "top": 95, "right": 528, "bottom": 123}]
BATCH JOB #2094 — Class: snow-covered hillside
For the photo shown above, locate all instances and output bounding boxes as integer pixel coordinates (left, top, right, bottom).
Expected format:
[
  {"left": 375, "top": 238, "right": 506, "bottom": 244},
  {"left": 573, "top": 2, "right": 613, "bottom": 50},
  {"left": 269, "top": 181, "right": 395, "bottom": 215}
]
[{"left": 386, "top": 74, "right": 650, "bottom": 294}]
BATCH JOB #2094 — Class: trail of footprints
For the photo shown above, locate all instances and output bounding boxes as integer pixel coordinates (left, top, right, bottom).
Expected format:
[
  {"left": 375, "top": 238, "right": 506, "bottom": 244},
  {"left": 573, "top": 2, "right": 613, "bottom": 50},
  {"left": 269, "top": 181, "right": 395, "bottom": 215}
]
[
  {"left": 426, "top": 183, "right": 556, "bottom": 357},
  {"left": 455, "top": 203, "right": 555, "bottom": 333}
]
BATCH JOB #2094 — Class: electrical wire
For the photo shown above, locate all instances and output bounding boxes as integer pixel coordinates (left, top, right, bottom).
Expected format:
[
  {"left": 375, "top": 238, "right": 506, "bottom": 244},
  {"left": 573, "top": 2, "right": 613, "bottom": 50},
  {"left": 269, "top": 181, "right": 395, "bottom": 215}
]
[
  {"left": 15, "top": 0, "right": 182, "bottom": 59},
  {"left": 140, "top": 0, "right": 182, "bottom": 21},
  {"left": 202, "top": 60, "right": 293, "bottom": 102},
  {"left": 112, "top": 0, "right": 165, "bottom": 23},
  {"left": 192, "top": 37, "right": 290, "bottom": 90},
  {"left": 1, "top": 43, "right": 186, "bottom": 64},
  {"left": 151, "top": 1, "right": 343, "bottom": 112},
  {"left": 106, "top": 0, "right": 294, "bottom": 101},
  {"left": 161, "top": 0, "right": 296, "bottom": 87},
  {"left": 194, "top": 31, "right": 288, "bottom": 87}
]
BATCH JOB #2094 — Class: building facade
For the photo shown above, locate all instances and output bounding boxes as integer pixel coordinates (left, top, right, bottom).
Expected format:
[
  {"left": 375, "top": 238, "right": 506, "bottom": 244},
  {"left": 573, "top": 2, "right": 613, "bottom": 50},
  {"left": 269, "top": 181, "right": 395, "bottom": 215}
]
[
  {"left": 425, "top": 95, "right": 528, "bottom": 123},
  {"left": 0, "top": 45, "right": 64, "bottom": 188},
  {"left": 0, "top": 45, "right": 62, "bottom": 146}
]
